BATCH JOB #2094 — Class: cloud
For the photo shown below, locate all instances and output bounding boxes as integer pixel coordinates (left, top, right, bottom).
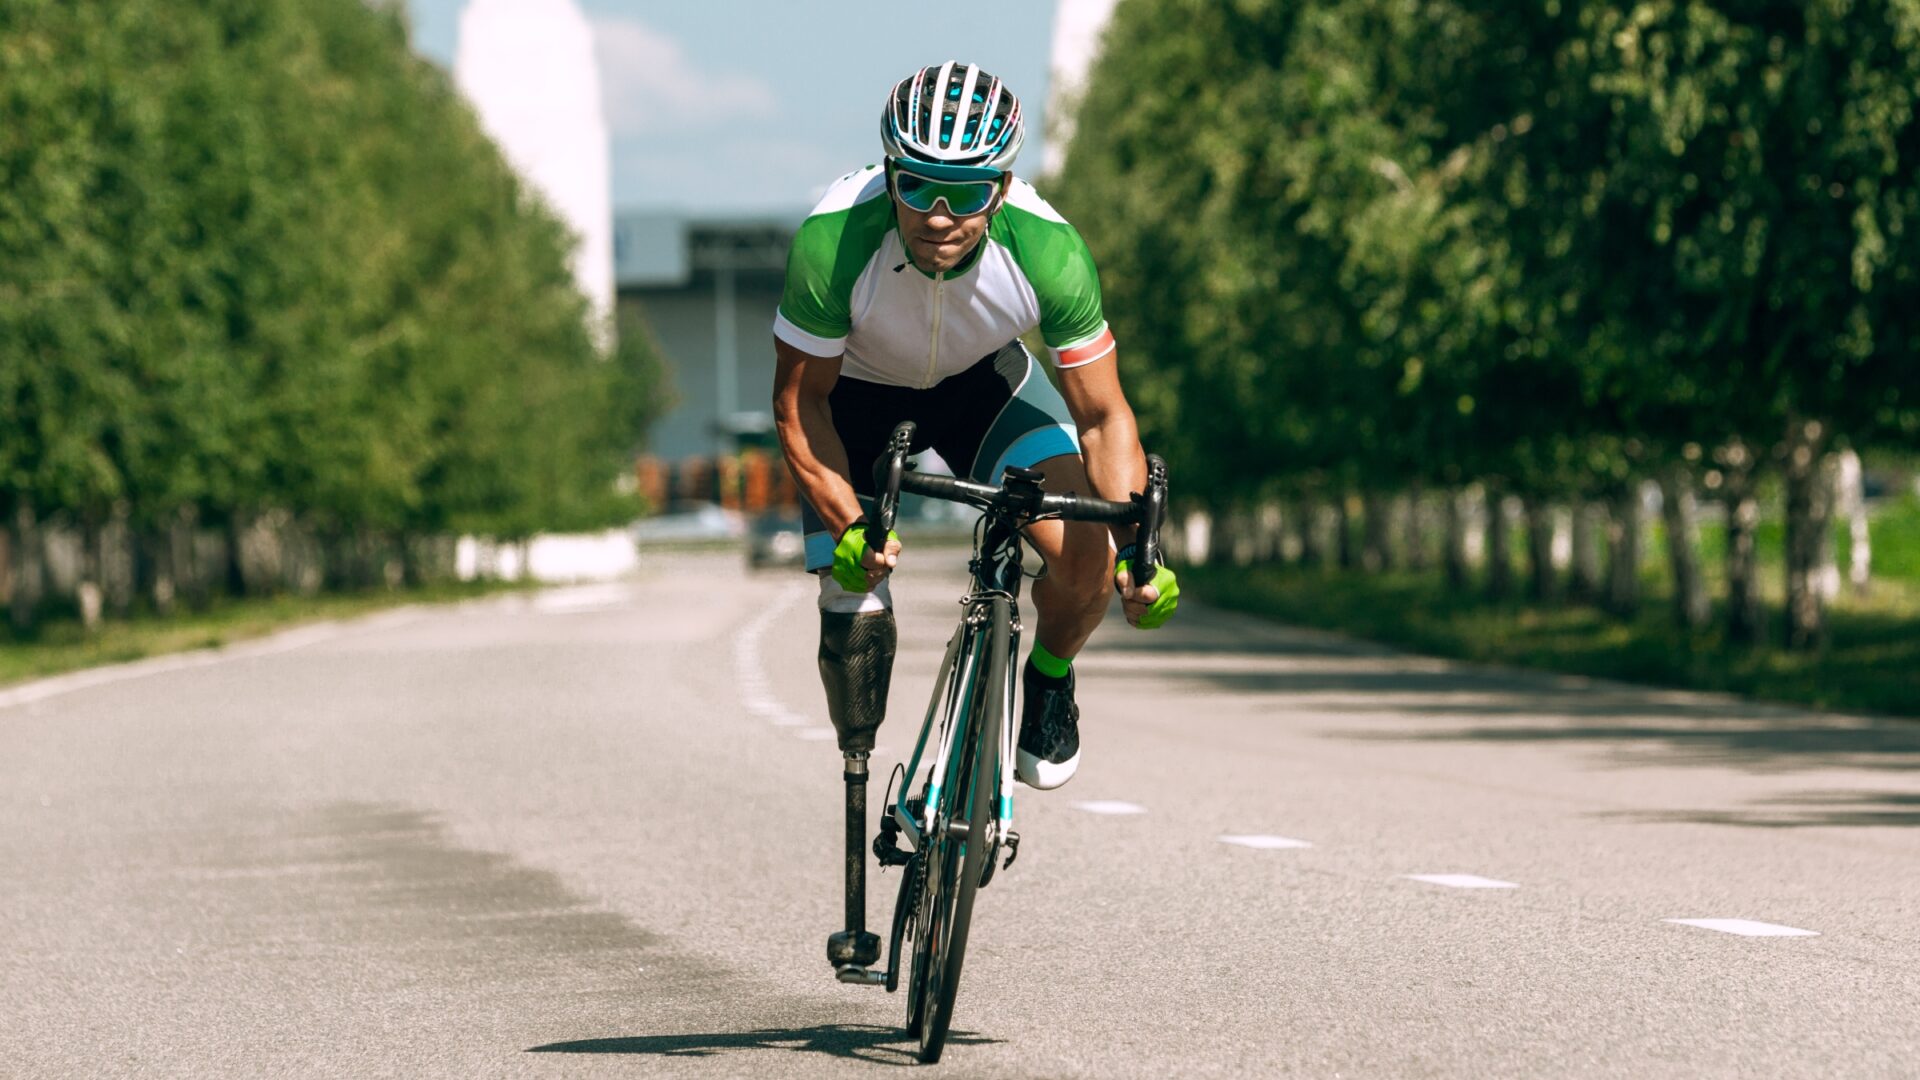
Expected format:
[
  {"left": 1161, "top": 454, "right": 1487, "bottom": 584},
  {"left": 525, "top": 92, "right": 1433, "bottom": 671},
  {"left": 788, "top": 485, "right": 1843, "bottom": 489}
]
[{"left": 589, "top": 16, "right": 775, "bottom": 135}]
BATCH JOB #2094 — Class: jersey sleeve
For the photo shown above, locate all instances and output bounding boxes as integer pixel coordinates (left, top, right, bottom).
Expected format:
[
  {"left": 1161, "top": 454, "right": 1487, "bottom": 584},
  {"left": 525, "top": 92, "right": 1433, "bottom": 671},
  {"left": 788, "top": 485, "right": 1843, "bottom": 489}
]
[
  {"left": 997, "top": 186, "right": 1116, "bottom": 368},
  {"left": 775, "top": 167, "right": 894, "bottom": 358},
  {"left": 774, "top": 212, "right": 855, "bottom": 357}
]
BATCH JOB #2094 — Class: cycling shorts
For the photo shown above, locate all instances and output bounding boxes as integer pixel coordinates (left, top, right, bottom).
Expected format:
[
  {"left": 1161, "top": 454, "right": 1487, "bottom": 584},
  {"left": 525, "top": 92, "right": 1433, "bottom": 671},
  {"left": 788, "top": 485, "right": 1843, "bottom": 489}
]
[{"left": 800, "top": 340, "right": 1081, "bottom": 572}]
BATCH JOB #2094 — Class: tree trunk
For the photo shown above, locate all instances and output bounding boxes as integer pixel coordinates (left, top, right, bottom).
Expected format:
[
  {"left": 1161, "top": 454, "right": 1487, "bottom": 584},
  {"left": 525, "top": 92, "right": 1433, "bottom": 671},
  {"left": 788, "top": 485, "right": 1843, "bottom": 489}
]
[
  {"left": 10, "top": 502, "right": 42, "bottom": 635},
  {"left": 1657, "top": 464, "right": 1710, "bottom": 631},
  {"left": 1721, "top": 448, "right": 1764, "bottom": 645},
  {"left": 0, "top": 524, "right": 12, "bottom": 615},
  {"left": 1442, "top": 489, "right": 1470, "bottom": 590},
  {"left": 1835, "top": 448, "right": 1870, "bottom": 595},
  {"left": 1484, "top": 489, "right": 1513, "bottom": 599},
  {"left": 1522, "top": 496, "right": 1556, "bottom": 602},
  {"left": 78, "top": 521, "right": 105, "bottom": 633},
  {"left": 224, "top": 513, "right": 249, "bottom": 598},
  {"left": 1402, "top": 489, "right": 1429, "bottom": 571},
  {"left": 1782, "top": 420, "right": 1832, "bottom": 650},
  {"left": 1604, "top": 485, "right": 1642, "bottom": 617},
  {"left": 1334, "top": 493, "right": 1356, "bottom": 570},
  {"left": 1361, "top": 490, "right": 1392, "bottom": 572},
  {"left": 173, "top": 508, "right": 210, "bottom": 611},
  {"left": 104, "top": 504, "right": 135, "bottom": 619},
  {"left": 1296, "top": 499, "right": 1323, "bottom": 567},
  {"left": 1254, "top": 503, "right": 1285, "bottom": 564},
  {"left": 1569, "top": 500, "right": 1604, "bottom": 602}
]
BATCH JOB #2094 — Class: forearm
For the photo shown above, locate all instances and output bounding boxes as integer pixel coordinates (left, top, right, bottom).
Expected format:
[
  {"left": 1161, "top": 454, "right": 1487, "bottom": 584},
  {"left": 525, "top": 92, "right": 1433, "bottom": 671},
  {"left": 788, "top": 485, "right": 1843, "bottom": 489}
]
[
  {"left": 1077, "top": 411, "right": 1146, "bottom": 550},
  {"left": 775, "top": 390, "right": 864, "bottom": 539}
]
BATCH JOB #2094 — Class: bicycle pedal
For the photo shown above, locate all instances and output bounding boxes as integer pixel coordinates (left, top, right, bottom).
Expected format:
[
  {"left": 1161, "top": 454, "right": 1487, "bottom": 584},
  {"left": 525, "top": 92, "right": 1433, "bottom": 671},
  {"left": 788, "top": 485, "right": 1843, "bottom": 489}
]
[
  {"left": 835, "top": 964, "right": 887, "bottom": 987},
  {"left": 1002, "top": 829, "right": 1020, "bottom": 870}
]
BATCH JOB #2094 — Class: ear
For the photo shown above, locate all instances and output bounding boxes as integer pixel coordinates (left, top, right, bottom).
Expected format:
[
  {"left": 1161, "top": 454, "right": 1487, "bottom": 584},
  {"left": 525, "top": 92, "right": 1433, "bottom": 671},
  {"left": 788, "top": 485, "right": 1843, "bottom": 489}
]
[{"left": 989, "top": 174, "right": 1014, "bottom": 214}]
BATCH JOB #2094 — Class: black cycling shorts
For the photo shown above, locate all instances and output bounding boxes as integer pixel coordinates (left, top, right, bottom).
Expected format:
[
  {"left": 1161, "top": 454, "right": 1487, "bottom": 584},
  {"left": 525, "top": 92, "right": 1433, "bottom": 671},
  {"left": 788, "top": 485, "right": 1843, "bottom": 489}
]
[{"left": 801, "top": 340, "right": 1080, "bottom": 571}]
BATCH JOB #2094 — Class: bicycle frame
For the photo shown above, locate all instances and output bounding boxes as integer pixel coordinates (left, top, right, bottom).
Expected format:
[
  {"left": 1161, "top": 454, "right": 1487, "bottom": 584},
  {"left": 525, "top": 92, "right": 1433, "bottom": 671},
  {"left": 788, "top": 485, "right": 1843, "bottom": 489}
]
[{"left": 890, "top": 506, "right": 1028, "bottom": 864}]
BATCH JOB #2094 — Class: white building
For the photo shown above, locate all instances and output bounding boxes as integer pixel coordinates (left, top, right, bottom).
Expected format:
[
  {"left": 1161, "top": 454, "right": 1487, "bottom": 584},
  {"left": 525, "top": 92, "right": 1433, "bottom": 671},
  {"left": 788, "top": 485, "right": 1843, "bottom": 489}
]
[
  {"left": 1044, "top": 0, "right": 1122, "bottom": 175},
  {"left": 454, "top": 0, "right": 614, "bottom": 343}
]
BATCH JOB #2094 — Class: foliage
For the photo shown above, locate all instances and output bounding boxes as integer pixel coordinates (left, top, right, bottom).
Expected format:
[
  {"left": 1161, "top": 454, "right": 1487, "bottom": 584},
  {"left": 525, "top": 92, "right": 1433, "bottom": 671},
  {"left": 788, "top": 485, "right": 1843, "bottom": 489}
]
[
  {"left": 0, "top": 0, "right": 661, "bottom": 592},
  {"left": 1054, "top": 0, "right": 1920, "bottom": 649}
]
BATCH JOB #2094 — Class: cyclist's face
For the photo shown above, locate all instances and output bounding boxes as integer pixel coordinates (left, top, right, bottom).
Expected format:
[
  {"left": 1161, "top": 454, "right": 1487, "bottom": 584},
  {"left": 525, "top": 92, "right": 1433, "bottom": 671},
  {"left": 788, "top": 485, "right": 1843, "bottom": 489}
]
[{"left": 893, "top": 179, "right": 1004, "bottom": 272}]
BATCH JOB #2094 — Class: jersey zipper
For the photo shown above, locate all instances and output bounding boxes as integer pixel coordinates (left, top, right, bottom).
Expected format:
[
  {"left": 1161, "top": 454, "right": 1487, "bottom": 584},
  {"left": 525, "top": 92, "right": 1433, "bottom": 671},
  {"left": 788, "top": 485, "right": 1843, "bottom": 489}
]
[{"left": 924, "top": 271, "right": 946, "bottom": 388}]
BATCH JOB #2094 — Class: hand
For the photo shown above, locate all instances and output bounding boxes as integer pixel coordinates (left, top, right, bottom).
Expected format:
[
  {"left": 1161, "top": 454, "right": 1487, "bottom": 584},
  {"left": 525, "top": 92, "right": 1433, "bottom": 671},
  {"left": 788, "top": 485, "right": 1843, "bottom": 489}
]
[
  {"left": 833, "top": 524, "right": 902, "bottom": 593},
  {"left": 1114, "top": 558, "right": 1179, "bottom": 629}
]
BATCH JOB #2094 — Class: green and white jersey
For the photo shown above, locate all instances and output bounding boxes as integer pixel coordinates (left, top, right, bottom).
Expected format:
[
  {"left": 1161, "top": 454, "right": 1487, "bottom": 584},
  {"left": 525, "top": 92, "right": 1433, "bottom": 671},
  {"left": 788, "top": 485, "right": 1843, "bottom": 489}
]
[{"left": 774, "top": 165, "right": 1116, "bottom": 388}]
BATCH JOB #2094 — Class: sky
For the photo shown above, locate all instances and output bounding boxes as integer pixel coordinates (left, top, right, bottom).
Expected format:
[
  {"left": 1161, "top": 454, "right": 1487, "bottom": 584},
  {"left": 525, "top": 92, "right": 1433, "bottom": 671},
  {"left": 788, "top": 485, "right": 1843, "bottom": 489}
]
[{"left": 407, "top": 0, "right": 1060, "bottom": 215}]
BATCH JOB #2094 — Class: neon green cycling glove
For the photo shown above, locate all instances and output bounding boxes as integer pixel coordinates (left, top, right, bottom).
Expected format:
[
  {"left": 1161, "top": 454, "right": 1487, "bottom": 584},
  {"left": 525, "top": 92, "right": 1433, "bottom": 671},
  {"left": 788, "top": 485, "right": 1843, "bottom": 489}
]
[
  {"left": 1114, "top": 546, "right": 1179, "bottom": 630},
  {"left": 832, "top": 524, "right": 899, "bottom": 593}
]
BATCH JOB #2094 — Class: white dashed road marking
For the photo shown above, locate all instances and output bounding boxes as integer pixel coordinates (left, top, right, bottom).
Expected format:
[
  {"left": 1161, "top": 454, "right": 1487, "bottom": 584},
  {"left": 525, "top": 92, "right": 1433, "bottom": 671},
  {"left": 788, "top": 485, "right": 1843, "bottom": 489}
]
[
  {"left": 1072, "top": 800, "right": 1147, "bottom": 816},
  {"left": 1664, "top": 918, "right": 1820, "bottom": 938},
  {"left": 732, "top": 581, "right": 816, "bottom": 733},
  {"left": 1405, "top": 874, "right": 1518, "bottom": 889},
  {"left": 795, "top": 728, "right": 838, "bottom": 742},
  {"left": 1217, "top": 834, "right": 1313, "bottom": 850}
]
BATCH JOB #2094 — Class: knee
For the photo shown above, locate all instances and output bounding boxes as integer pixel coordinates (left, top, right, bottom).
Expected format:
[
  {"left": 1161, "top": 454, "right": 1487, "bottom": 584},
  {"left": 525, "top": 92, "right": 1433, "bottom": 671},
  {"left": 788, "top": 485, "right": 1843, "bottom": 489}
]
[{"left": 1048, "top": 529, "right": 1115, "bottom": 611}]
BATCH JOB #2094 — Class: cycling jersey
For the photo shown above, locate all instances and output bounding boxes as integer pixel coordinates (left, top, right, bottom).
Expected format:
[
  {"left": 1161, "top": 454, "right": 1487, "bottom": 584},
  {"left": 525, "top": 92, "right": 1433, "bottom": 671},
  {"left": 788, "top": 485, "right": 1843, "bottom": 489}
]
[{"left": 774, "top": 166, "right": 1116, "bottom": 386}]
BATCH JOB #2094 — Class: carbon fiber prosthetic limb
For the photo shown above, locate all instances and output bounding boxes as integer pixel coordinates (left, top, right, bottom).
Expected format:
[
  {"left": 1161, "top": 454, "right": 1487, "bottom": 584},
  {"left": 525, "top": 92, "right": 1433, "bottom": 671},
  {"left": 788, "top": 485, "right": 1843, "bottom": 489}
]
[
  {"left": 819, "top": 578, "right": 897, "bottom": 976},
  {"left": 817, "top": 608, "right": 896, "bottom": 754}
]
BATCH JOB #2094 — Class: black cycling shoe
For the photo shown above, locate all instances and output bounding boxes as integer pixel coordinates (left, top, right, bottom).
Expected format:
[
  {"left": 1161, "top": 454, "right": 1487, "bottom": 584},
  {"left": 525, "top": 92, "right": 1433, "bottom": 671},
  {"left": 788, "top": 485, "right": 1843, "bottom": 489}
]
[{"left": 1015, "top": 660, "right": 1080, "bottom": 789}]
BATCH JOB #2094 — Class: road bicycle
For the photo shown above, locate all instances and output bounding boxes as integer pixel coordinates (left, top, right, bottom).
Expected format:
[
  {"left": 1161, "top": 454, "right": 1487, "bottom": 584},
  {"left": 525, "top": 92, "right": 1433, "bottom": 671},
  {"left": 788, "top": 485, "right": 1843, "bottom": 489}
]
[{"left": 826, "top": 420, "right": 1167, "bottom": 1063}]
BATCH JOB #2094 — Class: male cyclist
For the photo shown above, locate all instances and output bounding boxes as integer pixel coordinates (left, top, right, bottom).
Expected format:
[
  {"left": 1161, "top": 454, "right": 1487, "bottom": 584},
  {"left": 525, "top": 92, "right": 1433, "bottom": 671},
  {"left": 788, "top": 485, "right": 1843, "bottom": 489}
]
[{"left": 772, "top": 62, "right": 1178, "bottom": 790}]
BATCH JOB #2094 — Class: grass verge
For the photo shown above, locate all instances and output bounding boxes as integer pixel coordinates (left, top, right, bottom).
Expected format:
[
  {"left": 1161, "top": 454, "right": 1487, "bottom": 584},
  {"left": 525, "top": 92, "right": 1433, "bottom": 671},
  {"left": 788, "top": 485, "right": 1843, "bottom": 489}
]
[
  {"left": 1186, "top": 564, "right": 1920, "bottom": 719},
  {"left": 0, "top": 579, "right": 535, "bottom": 689}
]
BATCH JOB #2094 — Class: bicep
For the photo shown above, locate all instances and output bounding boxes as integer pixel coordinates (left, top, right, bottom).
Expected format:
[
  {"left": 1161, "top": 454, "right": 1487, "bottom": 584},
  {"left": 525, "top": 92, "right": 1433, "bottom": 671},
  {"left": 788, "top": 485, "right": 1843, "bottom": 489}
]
[
  {"left": 773, "top": 338, "right": 843, "bottom": 411},
  {"left": 1054, "top": 347, "right": 1128, "bottom": 427}
]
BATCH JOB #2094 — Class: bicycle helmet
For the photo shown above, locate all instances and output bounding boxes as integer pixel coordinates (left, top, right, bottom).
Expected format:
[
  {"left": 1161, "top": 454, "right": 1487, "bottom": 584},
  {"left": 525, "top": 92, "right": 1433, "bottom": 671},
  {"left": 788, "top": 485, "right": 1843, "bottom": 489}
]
[{"left": 880, "top": 62, "right": 1024, "bottom": 173}]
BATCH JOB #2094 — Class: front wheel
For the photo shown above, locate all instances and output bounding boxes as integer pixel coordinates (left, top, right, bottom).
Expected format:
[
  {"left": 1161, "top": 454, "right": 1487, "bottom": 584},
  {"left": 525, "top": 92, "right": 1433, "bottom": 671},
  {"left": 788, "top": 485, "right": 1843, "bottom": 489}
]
[{"left": 912, "top": 598, "right": 1008, "bottom": 1063}]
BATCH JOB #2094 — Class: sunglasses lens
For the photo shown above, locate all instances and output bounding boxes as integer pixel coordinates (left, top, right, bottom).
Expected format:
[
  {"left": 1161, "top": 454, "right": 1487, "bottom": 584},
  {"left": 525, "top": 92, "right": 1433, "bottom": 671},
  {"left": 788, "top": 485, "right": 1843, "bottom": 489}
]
[{"left": 895, "top": 172, "right": 995, "bottom": 215}]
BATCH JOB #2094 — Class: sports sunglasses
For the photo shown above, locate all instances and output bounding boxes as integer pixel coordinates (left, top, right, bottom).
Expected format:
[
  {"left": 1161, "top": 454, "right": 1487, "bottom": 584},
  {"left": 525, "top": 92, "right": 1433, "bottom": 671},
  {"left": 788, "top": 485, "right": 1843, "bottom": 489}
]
[{"left": 888, "top": 160, "right": 1005, "bottom": 217}]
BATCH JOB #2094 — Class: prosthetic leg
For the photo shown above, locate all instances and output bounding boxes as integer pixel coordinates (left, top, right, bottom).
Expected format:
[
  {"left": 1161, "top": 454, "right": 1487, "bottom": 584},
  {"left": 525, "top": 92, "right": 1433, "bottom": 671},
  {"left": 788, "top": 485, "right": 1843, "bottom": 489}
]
[{"left": 817, "top": 588, "right": 896, "bottom": 984}]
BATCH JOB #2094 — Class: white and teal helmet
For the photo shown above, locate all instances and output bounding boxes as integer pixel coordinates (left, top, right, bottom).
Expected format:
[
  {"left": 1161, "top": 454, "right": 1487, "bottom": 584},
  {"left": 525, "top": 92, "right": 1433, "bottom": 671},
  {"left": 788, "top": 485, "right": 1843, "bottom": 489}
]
[{"left": 881, "top": 62, "right": 1024, "bottom": 173}]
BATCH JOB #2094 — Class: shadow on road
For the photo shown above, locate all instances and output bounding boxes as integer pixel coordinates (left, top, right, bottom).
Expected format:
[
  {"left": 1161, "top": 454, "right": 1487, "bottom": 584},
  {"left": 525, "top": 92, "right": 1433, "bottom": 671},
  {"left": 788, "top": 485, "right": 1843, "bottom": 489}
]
[
  {"left": 527, "top": 1023, "right": 996, "bottom": 1065},
  {"left": 1601, "top": 790, "right": 1920, "bottom": 829},
  {"left": 1089, "top": 601, "right": 1920, "bottom": 782}
]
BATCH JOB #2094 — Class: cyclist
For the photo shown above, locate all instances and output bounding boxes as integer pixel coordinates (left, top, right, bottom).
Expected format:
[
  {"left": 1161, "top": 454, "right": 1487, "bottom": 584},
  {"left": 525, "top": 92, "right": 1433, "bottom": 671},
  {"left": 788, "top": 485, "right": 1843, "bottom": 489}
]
[{"left": 772, "top": 62, "right": 1179, "bottom": 790}]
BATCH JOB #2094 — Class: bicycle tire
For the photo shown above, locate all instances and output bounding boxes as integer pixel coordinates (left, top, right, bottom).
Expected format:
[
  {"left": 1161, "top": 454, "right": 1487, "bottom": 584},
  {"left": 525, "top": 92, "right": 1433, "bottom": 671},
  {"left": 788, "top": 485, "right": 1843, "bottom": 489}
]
[{"left": 915, "top": 596, "right": 1008, "bottom": 1063}]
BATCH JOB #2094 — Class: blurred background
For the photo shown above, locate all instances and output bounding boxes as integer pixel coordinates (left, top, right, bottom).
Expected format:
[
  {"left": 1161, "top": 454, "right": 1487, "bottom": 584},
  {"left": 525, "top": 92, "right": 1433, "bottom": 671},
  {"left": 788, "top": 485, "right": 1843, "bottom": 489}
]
[{"left": 1, "top": 0, "right": 1915, "bottom": 713}]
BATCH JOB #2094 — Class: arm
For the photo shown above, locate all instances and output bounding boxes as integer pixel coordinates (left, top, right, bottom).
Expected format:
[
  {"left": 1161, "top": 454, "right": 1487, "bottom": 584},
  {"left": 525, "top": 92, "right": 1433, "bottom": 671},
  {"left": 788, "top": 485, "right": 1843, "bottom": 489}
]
[
  {"left": 1055, "top": 349, "right": 1146, "bottom": 552},
  {"left": 772, "top": 337, "right": 861, "bottom": 537},
  {"left": 1056, "top": 350, "right": 1174, "bottom": 625}
]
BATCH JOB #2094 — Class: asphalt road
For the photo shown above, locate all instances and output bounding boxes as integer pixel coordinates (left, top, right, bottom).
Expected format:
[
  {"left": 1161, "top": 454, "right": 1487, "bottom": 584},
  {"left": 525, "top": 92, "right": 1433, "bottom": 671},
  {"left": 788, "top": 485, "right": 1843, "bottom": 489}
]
[{"left": 4, "top": 549, "right": 1918, "bottom": 1078}]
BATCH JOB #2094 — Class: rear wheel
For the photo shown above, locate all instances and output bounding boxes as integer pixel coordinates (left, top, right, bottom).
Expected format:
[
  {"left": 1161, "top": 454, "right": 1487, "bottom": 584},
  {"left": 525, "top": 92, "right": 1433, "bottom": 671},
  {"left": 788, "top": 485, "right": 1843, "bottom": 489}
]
[{"left": 912, "top": 599, "right": 1008, "bottom": 1063}]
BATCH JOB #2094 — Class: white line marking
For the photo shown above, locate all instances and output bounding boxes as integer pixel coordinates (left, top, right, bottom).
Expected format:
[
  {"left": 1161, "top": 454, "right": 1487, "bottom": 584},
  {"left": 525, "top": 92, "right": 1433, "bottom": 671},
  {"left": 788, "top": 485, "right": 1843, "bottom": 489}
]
[
  {"left": 1664, "top": 918, "right": 1819, "bottom": 938},
  {"left": 795, "top": 728, "right": 838, "bottom": 741},
  {"left": 1072, "top": 800, "right": 1147, "bottom": 816},
  {"left": 1218, "top": 834, "right": 1313, "bottom": 850},
  {"left": 1405, "top": 874, "right": 1518, "bottom": 889},
  {"left": 729, "top": 581, "right": 813, "bottom": 732}
]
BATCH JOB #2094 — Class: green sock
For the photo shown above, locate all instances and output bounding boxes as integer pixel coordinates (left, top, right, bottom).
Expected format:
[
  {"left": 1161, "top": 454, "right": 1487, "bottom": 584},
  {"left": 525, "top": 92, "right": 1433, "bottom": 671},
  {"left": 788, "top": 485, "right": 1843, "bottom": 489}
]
[{"left": 1029, "top": 641, "right": 1073, "bottom": 679}]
